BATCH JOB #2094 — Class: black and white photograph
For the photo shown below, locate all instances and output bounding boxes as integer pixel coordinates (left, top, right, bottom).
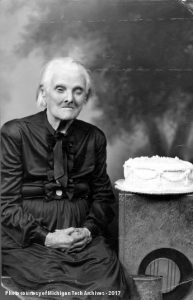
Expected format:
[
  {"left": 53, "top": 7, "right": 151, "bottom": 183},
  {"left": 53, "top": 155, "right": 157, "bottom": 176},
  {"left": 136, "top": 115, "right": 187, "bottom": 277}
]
[{"left": 1, "top": 1, "right": 193, "bottom": 300}]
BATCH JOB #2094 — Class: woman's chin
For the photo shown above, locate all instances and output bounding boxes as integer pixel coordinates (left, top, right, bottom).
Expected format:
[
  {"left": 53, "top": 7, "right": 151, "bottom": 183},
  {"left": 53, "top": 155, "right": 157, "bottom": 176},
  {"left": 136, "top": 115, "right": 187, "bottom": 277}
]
[
  {"left": 58, "top": 112, "right": 77, "bottom": 121},
  {"left": 60, "top": 109, "right": 81, "bottom": 121}
]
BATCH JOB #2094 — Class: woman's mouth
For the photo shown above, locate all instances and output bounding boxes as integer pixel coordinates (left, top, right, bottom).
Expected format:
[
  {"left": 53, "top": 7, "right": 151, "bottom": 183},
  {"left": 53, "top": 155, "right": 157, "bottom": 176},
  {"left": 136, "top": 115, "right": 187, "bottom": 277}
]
[{"left": 61, "top": 106, "right": 74, "bottom": 109}]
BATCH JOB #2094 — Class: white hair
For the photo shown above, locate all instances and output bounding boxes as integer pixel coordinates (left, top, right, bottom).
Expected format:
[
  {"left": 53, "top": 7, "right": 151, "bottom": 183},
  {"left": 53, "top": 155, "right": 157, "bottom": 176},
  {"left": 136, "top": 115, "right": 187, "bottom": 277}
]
[{"left": 36, "top": 57, "right": 93, "bottom": 109}]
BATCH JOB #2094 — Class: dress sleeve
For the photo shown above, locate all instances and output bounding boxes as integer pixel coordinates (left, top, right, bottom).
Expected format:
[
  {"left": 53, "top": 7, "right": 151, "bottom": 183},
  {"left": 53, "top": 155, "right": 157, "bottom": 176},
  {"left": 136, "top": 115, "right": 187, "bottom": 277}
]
[
  {"left": 1, "top": 121, "right": 49, "bottom": 247},
  {"left": 83, "top": 129, "right": 115, "bottom": 237}
]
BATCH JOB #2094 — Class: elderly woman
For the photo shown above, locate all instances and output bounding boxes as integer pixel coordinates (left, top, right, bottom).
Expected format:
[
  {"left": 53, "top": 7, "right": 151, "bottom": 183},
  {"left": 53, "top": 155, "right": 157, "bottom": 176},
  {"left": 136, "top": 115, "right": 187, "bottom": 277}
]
[{"left": 1, "top": 57, "right": 129, "bottom": 299}]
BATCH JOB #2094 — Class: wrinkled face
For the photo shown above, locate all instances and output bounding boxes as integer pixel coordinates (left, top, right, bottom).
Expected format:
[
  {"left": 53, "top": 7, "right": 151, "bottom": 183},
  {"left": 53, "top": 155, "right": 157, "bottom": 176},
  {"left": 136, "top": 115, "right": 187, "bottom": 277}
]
[{"left": 42, "top": 65, "right": 87, "bottom": 123}]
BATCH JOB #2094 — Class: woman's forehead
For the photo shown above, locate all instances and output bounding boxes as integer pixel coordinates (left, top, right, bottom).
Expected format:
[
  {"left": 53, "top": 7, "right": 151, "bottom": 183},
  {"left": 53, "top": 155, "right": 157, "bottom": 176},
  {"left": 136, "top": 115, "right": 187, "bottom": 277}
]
[{"left": 51, "top": 65, "right": 86, "bottom": 85}]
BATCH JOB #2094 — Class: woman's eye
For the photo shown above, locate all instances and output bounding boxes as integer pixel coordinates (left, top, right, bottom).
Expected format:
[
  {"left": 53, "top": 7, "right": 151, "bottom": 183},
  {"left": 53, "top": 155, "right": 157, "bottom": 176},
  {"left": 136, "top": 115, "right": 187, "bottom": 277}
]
[
  {"left": 74, "top": 89, "right": 83, "bottom": 95},
  {"left": 56, "top": 87, "right": 65, "bottom": 93}
]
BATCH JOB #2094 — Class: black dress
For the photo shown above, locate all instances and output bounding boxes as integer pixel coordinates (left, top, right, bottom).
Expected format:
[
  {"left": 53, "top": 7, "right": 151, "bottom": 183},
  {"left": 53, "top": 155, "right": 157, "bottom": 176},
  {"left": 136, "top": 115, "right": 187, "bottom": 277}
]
[{"left": 1, "top": 111, "right": 129, "bottom": 299}]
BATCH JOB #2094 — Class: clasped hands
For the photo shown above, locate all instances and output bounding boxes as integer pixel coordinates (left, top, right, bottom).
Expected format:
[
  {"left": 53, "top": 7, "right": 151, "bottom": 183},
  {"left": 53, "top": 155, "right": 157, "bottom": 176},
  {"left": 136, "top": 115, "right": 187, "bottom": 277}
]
[{"left": 45, "top": 227, "right": 92, "bottom": 253}]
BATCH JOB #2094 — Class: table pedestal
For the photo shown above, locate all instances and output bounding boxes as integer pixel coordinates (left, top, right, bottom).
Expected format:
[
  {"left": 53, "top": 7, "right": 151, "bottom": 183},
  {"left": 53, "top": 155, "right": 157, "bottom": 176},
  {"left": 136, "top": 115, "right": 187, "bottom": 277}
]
[{"left": 118, "top": 192, "right": 193, "bottom": 300}]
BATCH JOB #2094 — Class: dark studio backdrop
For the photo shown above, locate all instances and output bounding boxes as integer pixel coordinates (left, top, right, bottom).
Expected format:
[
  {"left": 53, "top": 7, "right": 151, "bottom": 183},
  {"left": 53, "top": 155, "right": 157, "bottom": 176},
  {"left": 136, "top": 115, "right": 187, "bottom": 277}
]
[{"left": 1, "top": 0, "right": 193, "bottom": 299}]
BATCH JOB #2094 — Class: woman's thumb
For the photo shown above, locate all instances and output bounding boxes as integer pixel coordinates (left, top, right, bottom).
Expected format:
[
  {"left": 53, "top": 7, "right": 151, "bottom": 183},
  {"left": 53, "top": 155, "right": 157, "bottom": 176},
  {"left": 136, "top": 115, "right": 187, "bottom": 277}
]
[{"left": 65, "top": 227, "right": 75, "bottom": 235}]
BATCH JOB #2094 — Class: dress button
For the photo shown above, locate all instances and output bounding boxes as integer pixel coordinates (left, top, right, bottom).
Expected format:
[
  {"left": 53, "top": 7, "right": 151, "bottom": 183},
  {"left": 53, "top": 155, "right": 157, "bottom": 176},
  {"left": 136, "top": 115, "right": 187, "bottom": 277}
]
[{"left": 56, "top": 189, "right": 63, "bottom": 196}]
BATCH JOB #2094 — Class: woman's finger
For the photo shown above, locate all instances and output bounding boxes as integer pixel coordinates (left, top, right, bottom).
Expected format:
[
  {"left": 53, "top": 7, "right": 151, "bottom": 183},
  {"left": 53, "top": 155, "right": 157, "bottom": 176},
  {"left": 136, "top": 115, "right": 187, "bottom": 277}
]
[
  {"left": 71, "top": 231, "right": 85, "bottom": 242},
  {"left": 64, "top": 227, "right": 75, "bottom": 234},
  {"left": 70, "top": 238, "right": 87, "bottom": 249},
  {"left": 54, "top": 227, "right": 75, "bottom": 233}
]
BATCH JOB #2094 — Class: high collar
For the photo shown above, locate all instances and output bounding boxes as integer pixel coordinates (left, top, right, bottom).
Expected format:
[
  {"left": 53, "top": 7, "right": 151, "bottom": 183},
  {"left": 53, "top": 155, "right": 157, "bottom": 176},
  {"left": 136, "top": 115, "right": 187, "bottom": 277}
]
[{"left": 43, "top": 109, "right": 74, "bottom": 136}]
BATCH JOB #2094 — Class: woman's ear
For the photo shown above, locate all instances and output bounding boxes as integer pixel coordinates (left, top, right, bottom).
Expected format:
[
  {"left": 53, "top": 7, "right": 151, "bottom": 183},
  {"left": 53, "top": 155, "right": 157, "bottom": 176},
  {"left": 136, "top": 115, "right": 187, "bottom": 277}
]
[
  {"left": 36, "top": 84, "right": 47, "bottom": 109},
  {"left": 85, "top": 88, "right": 91, "bottom": 102},
  {"left": 84, "top": 96, "right": 88, "bottom": 104},
  {"left": 40, "top": 85, "right": 46, "bottom": 98}
]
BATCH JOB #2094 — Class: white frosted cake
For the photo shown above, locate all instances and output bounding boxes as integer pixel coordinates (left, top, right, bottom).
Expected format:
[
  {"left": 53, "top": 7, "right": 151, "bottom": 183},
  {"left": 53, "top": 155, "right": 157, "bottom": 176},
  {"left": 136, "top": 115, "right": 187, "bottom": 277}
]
[{"left": 115, "top": 156, "right": 193, "bottom": 194}]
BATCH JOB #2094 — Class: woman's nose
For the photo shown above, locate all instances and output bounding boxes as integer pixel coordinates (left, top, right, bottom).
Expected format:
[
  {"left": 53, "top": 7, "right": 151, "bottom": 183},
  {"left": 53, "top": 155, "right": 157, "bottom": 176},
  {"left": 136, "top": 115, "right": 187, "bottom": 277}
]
[{"left": 64, "top": 90, "right": 73, "bottom": 103}]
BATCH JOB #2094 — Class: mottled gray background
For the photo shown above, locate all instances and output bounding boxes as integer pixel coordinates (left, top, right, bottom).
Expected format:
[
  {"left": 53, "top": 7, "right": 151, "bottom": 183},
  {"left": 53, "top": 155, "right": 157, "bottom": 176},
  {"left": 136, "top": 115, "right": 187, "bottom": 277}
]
[
  {"left": 1, "top": 0, "right": 193, "bottom": 299},
  {"left": 1, "top": 0, "right": 193, "bottom": 183}
]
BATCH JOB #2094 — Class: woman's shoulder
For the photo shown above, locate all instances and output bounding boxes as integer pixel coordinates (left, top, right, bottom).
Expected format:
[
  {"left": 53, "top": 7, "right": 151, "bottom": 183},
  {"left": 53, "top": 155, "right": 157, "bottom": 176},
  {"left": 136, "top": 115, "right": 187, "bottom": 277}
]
[
  {"left": 75, "top": 119, "right": 106, "bottom": 144},
  {"left": 1, "top": 112, "right": 43, "bottom": 140},
  {"left": 75, "top": 119, "right": 105, "bottom": 136},
  {"left": 1, "top": 119, "right": 22, "bottom": 140}
]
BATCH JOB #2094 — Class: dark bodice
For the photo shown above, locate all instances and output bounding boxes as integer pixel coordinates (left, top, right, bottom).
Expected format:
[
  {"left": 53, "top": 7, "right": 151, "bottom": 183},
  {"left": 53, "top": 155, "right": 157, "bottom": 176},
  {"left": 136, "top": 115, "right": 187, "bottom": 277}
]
[{"left": 1, "top": 111, "right": 115, "bottom": 248}]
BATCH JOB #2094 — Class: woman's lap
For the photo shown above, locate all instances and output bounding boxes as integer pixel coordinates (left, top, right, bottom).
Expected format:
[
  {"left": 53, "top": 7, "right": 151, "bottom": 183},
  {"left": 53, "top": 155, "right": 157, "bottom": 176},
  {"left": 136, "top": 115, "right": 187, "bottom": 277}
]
[{"left": 2, "top": 236, "right": 129, "bottom": 299}]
